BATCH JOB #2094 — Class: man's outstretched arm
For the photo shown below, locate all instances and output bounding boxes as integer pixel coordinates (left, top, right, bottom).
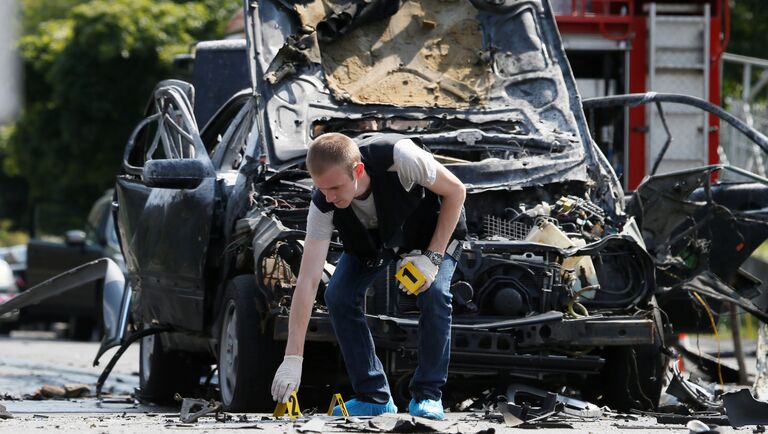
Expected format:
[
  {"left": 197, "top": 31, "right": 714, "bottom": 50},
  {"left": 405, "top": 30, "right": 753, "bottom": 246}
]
[{"left": 271, "top": 236, "right": 329, "bottom": 403}]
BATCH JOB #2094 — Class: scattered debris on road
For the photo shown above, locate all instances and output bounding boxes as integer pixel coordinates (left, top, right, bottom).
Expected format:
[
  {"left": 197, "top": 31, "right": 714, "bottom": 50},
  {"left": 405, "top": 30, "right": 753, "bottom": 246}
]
[
  {"left": 27, "top": 383, "right": 90, "bottom": 400},
  {"left": 175, "top": 394, "right": 223, "bottom": 424}
]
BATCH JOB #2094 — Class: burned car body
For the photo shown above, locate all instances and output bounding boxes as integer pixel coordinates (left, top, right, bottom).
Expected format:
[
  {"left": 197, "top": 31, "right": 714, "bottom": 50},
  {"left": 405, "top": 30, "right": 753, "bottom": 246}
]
[{"left": 107, "top": 0, "right": 768, "bottom": 412}]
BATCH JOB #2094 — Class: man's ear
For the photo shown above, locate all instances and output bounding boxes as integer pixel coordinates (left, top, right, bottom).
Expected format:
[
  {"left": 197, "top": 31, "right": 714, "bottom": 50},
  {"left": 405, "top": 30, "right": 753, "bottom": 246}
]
[{"left": 354, "top": 162, "right": 365, "bottom": 179}]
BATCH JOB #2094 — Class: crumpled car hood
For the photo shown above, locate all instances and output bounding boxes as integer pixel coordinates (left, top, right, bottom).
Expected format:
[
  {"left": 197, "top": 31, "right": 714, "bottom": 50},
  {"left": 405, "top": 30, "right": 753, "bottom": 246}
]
[{"left": 245, "top": 0, "right": 600, "bottom": 175}]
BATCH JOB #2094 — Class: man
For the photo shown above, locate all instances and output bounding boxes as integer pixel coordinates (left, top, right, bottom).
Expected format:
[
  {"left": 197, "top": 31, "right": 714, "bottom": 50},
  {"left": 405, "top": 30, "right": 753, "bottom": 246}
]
[{"left": 270, "top": 132, "right": 466, "bottom": 420}]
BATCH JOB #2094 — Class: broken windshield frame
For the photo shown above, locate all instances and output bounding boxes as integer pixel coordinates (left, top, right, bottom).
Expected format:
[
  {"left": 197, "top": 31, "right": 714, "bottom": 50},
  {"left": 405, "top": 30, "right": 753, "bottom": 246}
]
[
  {"left": 311, "top": 116, "right": 528, "bottom": 137},
  {"left": 312, "top": 116, "right": 572, "bottom": 155},
  {"left": 418, "top": 131, "right": 570, "bottom": 154}
]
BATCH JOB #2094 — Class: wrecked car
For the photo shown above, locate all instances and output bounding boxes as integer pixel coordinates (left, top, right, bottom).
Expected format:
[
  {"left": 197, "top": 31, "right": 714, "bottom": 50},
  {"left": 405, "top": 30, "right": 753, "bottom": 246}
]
[{"left": 104, "top": 0, "right": 768, "bottom": 413}]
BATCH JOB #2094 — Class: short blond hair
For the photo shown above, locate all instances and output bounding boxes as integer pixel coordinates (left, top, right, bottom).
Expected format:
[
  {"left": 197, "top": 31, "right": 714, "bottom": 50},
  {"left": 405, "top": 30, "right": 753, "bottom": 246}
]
[{"left": 306, "top": 133, "right": 360, "bottom": 177}]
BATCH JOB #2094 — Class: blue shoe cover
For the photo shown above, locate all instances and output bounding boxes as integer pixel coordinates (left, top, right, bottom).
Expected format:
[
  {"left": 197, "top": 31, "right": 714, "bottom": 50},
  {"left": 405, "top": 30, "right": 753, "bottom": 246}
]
[
  {"left": 332, "top": 397, "right": 398, "bottom": 416},
  {"left": 408, "top": 398, "right": 445, "bottom": 420}
]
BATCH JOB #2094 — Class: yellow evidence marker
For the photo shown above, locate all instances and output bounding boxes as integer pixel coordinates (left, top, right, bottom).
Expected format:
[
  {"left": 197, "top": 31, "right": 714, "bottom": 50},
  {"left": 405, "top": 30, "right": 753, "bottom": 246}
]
[
  {"left": 395, "top": 261, "right": 426, "bottom": 295},
  {"left": 273, "top": 391, "right": 302, "bottom": 419},
  {"left": 327, "top": 393, "right": 350, "bottom": 417}
]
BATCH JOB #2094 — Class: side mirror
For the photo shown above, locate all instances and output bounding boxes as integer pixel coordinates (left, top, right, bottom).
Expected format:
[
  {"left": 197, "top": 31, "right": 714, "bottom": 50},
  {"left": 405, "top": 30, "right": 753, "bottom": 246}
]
[
  {"left": 65, "top": 230, "right": 87, "bottom": 246},
  {"left": 142, "top": 159, "right": 212, "bottom": 189}
]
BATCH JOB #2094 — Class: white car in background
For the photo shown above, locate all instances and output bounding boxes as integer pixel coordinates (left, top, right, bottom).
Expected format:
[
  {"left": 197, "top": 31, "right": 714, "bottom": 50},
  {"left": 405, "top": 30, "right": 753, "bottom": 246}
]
[{"left": 0, "top": 258, "right": 19, "bottom": 333}]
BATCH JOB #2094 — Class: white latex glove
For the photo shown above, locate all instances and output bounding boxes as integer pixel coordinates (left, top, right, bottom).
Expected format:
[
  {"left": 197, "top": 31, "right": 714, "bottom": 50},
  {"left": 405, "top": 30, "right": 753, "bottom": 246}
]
[
  {"left": 396, "top": 250, "right": 439, "bottom": 295},
  {"left": 271, "top": 355, "right": 303, "bottom": 403}
]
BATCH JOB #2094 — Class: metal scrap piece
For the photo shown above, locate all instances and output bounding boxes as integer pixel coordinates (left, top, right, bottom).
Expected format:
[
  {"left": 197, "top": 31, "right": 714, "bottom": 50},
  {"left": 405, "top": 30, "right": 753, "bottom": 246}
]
[
  {"left": 654, "top": 414, "right": 729, "bottom": 426},
  {"left": 503, "top": 384, "right": 576, "bottom": 422},
  {"left": 367, "top": 413, "right": 456, "bottom": 433},
  {"left": 496, "top": 401, "right": 524, "bottom": 427},
  {"left": 297, "top": 417, "right": 327, "bottom": 433},
  {"left": 557, "top": 394, "right": 602, "bottom": 418},
  {"left": 722, "top": 388, "right": 768, "bottom": 427},
  {"left": 665, "top": 363, "right": 721, "bottom": 410},
  {"left": 176, "top": 394, "right": 222, "bottom": 423}
]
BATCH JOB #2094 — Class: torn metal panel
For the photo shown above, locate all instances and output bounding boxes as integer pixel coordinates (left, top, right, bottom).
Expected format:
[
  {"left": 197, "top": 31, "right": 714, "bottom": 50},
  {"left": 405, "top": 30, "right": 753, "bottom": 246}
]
[
  {"left": 722, "top": 388, "right": 768, "bottom": 427},
  {"left": 627, "top": 166, "right": 768, "bottom": 332},
  {"left": 631, "top": 168, "right": 768, "bottom": 280},
  {"left": 675, "top": 271, "right": 768, "bottom": 324},
  {"left": 264, "top": 32, "right": 321, "bottom": 85}
]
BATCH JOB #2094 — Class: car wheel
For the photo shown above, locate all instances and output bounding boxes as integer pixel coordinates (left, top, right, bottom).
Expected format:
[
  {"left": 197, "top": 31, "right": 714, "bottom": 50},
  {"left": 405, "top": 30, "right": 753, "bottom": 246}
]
[
  {"left": 0, "top": 322, "right": 14, "bottom": 335},
  {"left": 138, "top": 324, "right": 206, "bottom": 404},
  {"left": 217, "top": 275, "right": 276, "bottom": 412}
]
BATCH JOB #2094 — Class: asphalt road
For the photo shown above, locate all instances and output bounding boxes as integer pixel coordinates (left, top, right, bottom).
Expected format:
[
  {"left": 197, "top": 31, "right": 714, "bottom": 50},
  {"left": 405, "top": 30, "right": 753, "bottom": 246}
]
[{"left": 0, "top": 331, "right": 749, "bottom": 433}]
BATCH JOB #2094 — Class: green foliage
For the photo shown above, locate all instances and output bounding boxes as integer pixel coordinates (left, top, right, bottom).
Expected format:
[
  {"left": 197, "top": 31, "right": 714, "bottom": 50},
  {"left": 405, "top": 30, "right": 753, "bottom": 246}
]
[
  {"left": 723, "top": 0, "right": 768, "bottom": 103},
  {"left": 0, "top": 220, "right": 28, "bottom": 247},
  {"left": 728, "top": 0, "right": 768, "bottom": 60},
  {"left": 20, "top": 0, "right": 88, "bottom": 36},
  {"left": 4, "top": 0, "right": 238, "bottom": 233}
]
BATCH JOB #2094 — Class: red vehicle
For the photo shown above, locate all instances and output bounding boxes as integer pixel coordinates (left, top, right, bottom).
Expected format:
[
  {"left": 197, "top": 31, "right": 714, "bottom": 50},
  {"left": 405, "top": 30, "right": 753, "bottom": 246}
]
[{"left": 554, "top": 0, "right": 729, "bottom": 188}]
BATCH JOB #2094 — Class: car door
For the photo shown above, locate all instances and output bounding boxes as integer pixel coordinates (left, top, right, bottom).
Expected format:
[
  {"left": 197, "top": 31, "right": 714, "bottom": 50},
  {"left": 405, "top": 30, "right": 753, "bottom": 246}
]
[{"left": 115, "top": 80, "right": 217, "bottom": 331}]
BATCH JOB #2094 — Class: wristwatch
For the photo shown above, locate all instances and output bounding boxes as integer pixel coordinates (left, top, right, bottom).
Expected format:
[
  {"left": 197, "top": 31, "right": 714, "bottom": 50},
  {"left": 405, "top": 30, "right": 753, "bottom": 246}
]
[{"left": 423, "top": 250, "right": 444, "bottom": 267}]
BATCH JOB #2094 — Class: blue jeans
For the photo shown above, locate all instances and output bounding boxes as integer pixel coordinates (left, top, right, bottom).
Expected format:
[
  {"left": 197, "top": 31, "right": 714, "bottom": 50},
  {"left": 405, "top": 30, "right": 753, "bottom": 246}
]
[{"left": 324, "top": 252, "right": 456, "bottom": 403}]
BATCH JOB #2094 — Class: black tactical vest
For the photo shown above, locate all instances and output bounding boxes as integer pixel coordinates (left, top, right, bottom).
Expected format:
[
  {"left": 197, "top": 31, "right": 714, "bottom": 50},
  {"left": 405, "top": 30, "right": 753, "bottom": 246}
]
[{"left": 311, "top": 135, "right": 466, "bottom": 264}]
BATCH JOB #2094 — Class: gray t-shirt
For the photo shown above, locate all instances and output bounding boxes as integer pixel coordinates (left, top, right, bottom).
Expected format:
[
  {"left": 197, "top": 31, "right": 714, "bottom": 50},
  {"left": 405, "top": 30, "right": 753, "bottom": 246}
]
[{"left": 306, "top": 138, "right": 438, "bottom": 240}]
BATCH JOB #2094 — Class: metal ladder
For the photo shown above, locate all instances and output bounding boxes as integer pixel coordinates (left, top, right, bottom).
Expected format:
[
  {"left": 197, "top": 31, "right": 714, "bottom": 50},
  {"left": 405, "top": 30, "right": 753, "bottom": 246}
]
[{"left": 647, "top": 2, "right": 711, "bottom": 174}]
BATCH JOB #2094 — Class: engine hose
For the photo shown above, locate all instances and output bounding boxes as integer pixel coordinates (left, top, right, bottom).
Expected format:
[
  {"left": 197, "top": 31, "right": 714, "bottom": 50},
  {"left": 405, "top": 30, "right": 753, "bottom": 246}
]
[
  {"left": 567, "top": 301, "right": 589, "bottom": 318},
  {"left": 566, "top": 285, "right": 598, "bottom": 318},
  {"left": 95, "top": 325, "right": 173, "bottom": 398}
]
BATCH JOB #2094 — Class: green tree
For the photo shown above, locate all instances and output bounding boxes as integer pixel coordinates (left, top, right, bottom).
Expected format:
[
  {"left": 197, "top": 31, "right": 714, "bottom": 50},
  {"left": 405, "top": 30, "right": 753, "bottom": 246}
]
[
  {"left": 729, "top": 0, "right": 768, "bottom": 60},
  {"left": 4, "top": 0, "right": 238, "bottom": 236},
  {"left": 723, "top": 0, "right": 768, "bottom": 99}
]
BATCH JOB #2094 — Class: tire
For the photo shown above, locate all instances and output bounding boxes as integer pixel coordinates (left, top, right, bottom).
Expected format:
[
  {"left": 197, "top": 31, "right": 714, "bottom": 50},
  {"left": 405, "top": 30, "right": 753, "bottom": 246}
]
[
  {"left": 217, "top": 275, "right": 276, "bottom": 412},
  {"left": 0, "top": 322, "right": 14, "bottom": 335},
  {"left": 138, "top": 324, "right": 207, "bottom": 404}
]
